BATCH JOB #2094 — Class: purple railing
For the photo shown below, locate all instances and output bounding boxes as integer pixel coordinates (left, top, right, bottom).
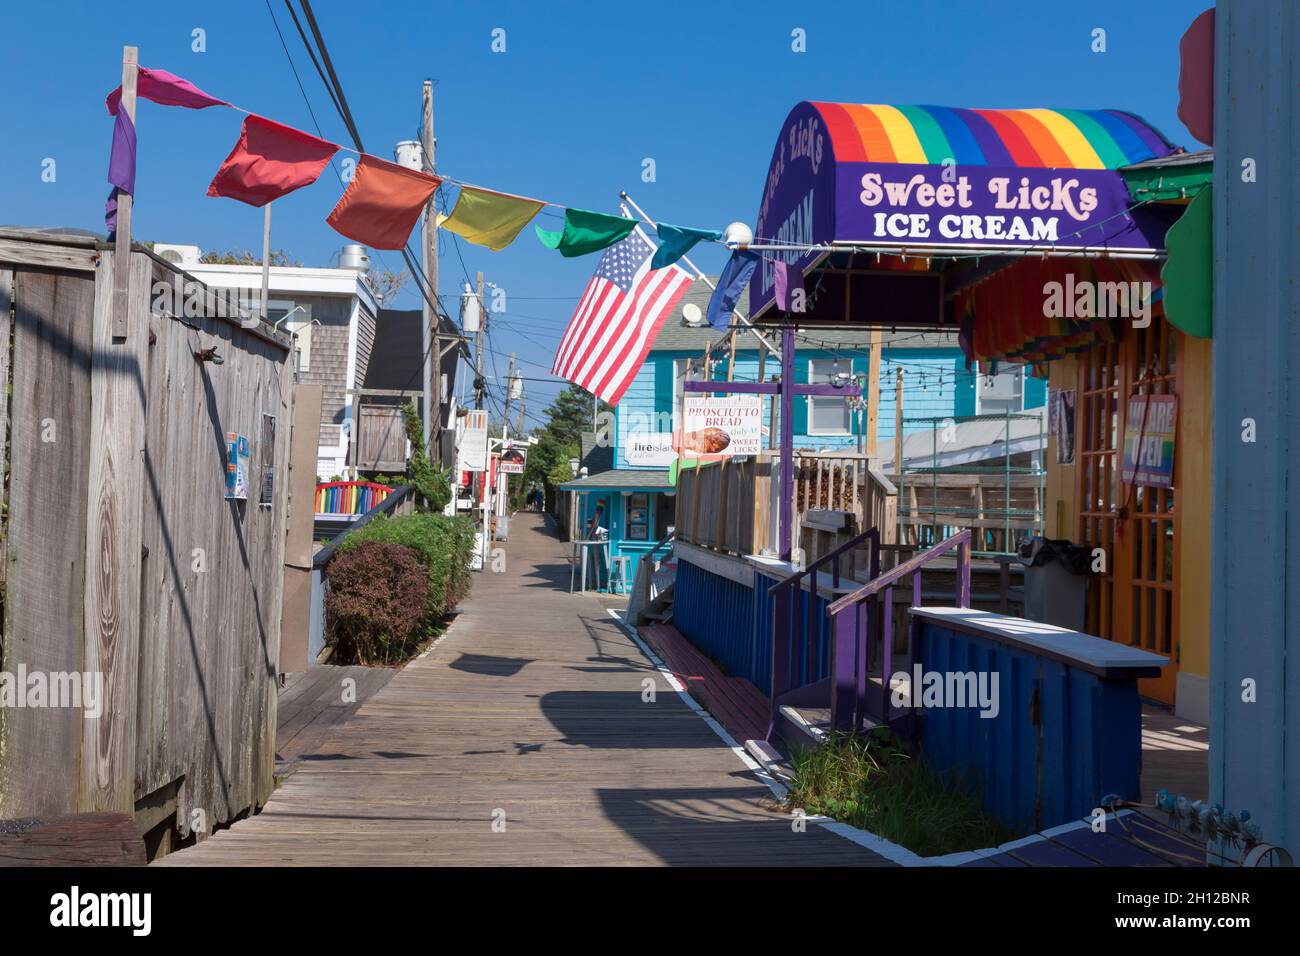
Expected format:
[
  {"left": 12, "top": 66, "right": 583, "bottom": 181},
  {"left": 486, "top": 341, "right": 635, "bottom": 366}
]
[
  {"left": 766, "top": 527, "right": 880, "bottom": 737},
  {"left": 824, "top": 529, "right": 972, "bottom": 733}
]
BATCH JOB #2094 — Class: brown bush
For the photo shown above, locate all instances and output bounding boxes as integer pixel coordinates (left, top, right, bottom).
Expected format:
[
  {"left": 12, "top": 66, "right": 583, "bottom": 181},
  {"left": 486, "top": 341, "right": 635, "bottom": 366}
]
[{"left": 325, "top": 541, "right": 430, "bottom": 665}]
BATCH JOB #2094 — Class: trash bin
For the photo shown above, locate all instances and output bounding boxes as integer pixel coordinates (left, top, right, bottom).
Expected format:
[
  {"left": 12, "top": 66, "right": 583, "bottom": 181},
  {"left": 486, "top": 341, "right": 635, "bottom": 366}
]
[{"left": 1017, "top": 537, "right": 1092, "bottom": 632}]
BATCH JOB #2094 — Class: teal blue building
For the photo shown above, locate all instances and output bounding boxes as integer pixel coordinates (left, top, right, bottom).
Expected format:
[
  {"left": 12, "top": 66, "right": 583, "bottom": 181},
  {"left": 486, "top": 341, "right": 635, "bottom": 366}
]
[{"left": 559, "top": 279, "right": 1046, "bottom": 580}]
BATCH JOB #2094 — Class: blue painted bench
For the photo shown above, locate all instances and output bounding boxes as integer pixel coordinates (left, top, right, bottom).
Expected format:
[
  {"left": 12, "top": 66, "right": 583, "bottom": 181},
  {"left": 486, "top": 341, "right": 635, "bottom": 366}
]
[{"left": 908, "top": 607, "right": 1168, "bottom": 835}]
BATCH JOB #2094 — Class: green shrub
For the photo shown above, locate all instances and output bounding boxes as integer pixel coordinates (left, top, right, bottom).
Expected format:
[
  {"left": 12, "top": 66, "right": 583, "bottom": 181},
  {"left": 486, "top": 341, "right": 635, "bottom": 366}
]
[
  {"left": 785, "top": 729, "right": 1016, "bottom": 856},
  {"left": 324, "top": 541, "right": 430, "bottom": 665},
  {"left": 338, "top": 513, "right": 475, "bottom": 618}
]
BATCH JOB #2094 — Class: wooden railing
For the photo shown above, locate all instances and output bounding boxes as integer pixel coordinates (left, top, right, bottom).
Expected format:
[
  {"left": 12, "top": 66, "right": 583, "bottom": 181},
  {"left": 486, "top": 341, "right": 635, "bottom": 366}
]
[
  {"left": 627, "top": 527, "right": 675, "bottom": 625},
  {"left": 822, "top": 529, "right": 972, "bottom": 734},
  {"left": 767, "top": 527, "right": 880, "bottom": 737},
  {"left": 674, "top": 454, "right": 772, "bottom": 555},
  {"left": 674, "top": 451, "right": 898, "bottom": 559}
]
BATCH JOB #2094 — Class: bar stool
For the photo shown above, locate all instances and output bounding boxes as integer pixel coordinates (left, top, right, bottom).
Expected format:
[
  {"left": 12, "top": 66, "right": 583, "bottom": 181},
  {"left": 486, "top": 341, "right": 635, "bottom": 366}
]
[{"left": 609, "top": 554, "right": 634, "bottom": 595}]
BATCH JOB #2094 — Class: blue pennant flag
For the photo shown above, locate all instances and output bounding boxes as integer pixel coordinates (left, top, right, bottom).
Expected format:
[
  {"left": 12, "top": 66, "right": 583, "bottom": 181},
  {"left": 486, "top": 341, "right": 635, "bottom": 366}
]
[
  {"left": 706, "top": 250, "right": 759, "bottom": 330},
  {"left": 652, "top": 223, "right": 722, "bottom": 270}
]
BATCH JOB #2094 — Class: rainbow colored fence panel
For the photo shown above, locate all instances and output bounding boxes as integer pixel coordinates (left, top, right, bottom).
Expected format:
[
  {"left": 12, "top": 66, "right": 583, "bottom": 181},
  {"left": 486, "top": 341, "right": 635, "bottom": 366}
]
[{"left": 314, "top": 481, "right": 395, "bottom": 517}]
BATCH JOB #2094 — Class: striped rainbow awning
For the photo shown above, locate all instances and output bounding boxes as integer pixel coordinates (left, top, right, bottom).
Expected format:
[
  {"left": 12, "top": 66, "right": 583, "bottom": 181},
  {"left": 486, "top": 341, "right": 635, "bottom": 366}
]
[{"left": 809, "top": 103, "right": 1176, "bottom": 170}]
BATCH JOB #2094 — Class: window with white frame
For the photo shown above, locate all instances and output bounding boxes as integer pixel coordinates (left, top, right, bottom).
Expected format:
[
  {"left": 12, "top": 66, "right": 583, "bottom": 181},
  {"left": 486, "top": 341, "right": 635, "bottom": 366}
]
[
  {"left": 807, "top": 358, "right": 852, "bottom": 434},
  {"left": 977, "top": 365, "right": 1025, "bottom": 414},
  {"left": 264, "top": 300, "right": 313, "bottom": 374}
]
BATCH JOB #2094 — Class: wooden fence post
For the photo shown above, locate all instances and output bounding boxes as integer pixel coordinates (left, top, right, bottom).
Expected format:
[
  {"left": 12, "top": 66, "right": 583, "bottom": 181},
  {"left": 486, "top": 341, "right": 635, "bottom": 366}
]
[
  {"left": 82, "top": 252, "right": 149, "bottom": 810},
  {"left": 111, "top": 46, "right": 138, "bottom": 339}
]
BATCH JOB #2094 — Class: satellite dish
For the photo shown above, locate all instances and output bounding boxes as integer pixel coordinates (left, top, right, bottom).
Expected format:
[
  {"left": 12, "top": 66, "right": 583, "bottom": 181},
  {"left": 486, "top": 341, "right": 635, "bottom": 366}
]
[
  {"left": 682, "top": 302, "right": 704, "bottom": 326},
  {"left": 723, "top": 221, "right": 754, "bottom": 246}
]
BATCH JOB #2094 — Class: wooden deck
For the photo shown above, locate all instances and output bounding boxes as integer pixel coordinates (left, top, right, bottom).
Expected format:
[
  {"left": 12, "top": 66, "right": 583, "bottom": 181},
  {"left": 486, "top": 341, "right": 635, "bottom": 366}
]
[{"left": 158, "top": 513, "right": 892, "bottom": 866}]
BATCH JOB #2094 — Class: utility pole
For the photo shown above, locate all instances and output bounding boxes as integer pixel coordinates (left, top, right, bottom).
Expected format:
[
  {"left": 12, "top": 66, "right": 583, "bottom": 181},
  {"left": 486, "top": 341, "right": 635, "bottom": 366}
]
[
  {"left": 421, "top": 79, "right": 440, "bottom": 463},
  {"left": 516, "top": 386, "right": 527, "bottom": 438},
  {"left": 502, "top": 352, "right": 516, "bottom": 441},
  {"left": 474, "top": 270, "right": 486, "bottom": 411}
]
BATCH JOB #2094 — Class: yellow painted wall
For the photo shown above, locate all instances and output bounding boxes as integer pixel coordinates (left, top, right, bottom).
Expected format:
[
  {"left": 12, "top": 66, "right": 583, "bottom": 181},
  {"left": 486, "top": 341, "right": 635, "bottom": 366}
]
[
  {"left": 1177, "top": 335, "right": 1213, "bottom": 679},
  {"left": 1044, "top": 356, "right": 1080, "bottom": 539}
]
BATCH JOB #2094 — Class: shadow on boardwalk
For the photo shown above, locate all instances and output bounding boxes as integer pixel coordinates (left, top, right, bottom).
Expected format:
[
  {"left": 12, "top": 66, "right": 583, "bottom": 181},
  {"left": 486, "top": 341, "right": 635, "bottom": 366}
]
[{"left": 157, "top": 513, "right": 892, "bottom": 866}]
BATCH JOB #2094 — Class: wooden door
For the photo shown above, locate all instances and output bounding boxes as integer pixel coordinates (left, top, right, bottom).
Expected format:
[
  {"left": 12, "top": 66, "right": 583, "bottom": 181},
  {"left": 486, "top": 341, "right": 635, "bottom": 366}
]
[{"left": 1075, "top": 316, "right": 1181, "bottom": 704}]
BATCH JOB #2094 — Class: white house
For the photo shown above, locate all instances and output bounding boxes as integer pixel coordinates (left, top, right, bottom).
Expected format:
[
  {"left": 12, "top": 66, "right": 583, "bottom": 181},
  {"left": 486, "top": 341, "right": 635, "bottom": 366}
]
[{"left": 156, "top": 243, "right": 378, "bottom": 479}]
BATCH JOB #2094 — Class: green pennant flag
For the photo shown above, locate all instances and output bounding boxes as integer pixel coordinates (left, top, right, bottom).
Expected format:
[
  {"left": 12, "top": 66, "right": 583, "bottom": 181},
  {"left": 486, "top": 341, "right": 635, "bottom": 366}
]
[{"left": 536, "top": 207, "right": 637, "bottom": 257}]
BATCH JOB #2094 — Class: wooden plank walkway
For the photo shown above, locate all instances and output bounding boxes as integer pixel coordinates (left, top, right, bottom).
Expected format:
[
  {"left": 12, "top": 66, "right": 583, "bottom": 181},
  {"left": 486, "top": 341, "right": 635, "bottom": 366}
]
[
  {"left": 158, "top": 513, "right": 892, "bottom": 866},
  {"left": 274, "top": 665, "right": 397, "bottom": 778}
]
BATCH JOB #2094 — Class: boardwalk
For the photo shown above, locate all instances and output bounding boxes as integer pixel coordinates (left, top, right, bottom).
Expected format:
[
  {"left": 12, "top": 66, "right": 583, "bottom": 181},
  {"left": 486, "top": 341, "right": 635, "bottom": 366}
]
[{"left": 160, "top": 513, "right": 890, "bottom": 866}]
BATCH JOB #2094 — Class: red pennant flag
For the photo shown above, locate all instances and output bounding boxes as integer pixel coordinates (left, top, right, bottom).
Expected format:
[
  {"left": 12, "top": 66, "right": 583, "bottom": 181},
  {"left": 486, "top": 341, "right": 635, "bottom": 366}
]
[
  {"left": 207, "top": 115, "right": 339, "bottom": 207},
  {"left": 325, "top": 154, "right": 441, "bottom": 250},
  {"left": 106, "top": 67, "right": 227, "bottom": 115}
]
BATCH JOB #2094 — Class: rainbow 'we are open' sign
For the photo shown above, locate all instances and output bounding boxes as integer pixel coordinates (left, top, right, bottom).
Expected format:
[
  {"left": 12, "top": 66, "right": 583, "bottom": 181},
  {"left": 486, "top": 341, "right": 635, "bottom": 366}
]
[{"left": 1121, "top": 394, "right": 1178, "bottom": 488}]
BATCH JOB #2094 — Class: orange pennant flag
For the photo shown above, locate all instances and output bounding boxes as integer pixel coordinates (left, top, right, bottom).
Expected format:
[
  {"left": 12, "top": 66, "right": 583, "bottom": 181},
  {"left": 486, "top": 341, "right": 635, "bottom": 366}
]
[{"left": 326, "top": 154, "right": 441, "bottom": 250}]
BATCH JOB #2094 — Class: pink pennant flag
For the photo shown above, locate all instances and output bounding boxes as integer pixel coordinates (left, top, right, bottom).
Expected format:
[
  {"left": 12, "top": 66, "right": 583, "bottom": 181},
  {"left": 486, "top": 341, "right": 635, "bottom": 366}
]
[{"left": 106, "top": 67, "right": 228, "bottom": 116}]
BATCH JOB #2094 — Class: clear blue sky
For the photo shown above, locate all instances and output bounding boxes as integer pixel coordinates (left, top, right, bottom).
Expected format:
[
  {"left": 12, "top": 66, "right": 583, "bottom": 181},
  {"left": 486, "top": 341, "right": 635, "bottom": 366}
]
[{"left": 2, "top": 0, "right": 1209, "bottom": 426}]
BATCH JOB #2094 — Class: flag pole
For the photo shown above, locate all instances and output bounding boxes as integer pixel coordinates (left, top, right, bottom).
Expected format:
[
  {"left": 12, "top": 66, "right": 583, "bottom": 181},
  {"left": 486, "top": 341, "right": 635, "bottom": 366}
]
[{"left": 620, "top": 191, "right": 780, "bottom": 360}]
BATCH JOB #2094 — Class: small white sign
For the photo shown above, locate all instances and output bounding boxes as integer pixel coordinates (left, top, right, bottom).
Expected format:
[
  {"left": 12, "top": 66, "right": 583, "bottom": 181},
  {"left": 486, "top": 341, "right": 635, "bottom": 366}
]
[
  {"left": 681, "top": 395, "right": 763, "bottom": 458},
  {"left": 625, "top": 431, "right": 677, "bottom": 467}
]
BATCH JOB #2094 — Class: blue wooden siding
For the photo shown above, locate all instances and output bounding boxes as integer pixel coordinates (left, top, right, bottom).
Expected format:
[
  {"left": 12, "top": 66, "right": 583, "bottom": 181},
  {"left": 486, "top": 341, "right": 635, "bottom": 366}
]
[
  {"left": 917, "top": 618, "right": 1144, "bottom": 834},
  {"left": 616, "top": 347, "right": 1004, "bottom": 465},
  {"left": 674, "top": 558, "right": 833, "bottom": 697},
  {"left": 673, "top": 560, "right": 762, "bottom": 685}
]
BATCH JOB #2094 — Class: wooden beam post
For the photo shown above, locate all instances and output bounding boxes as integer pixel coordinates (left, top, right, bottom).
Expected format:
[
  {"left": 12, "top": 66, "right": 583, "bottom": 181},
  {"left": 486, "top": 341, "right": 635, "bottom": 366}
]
[
  {"left": 111, "top": 46, "right": 138, "bottom": 340},
  {"left": 864, "top": 328, "right": 882, "bottom": 457},
  {"left": 83, "top": 251, "right": 149, "bottom": 811},
  {"left": 894, "top": 367, "right": 904, "bottom": 476}
]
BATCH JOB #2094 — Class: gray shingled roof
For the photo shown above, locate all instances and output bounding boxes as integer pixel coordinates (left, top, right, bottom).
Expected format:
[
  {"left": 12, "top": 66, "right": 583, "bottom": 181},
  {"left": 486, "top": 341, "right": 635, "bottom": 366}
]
[
  {"left": 559, "top": 468, "right": 673, "bottom": 491},
  {"left": 649, "top": 277, "right": 958, "bottom": 352}
]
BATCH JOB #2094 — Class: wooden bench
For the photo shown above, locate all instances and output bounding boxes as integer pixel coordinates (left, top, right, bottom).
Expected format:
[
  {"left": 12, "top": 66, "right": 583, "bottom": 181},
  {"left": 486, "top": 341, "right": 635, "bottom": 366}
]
[{"left": 0, "top": 812, "right": 146, "bottom": 866}]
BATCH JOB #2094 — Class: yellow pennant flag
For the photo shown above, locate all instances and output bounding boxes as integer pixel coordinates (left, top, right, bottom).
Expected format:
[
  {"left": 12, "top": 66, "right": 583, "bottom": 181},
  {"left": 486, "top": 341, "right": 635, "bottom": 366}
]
[{"left": 437, "top": 186, "right": 545, "bottom": 251}]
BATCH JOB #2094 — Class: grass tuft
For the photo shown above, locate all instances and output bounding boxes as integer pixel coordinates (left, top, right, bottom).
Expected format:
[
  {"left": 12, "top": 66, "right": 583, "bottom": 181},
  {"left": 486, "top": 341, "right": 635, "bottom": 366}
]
[{"left": 785, "top": 729, "right": 1017, "bottom": 857}]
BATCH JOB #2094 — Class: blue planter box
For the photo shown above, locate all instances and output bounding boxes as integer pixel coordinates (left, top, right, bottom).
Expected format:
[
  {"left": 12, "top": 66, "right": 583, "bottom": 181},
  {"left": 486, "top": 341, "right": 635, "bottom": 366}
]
[{"left": 911, "top": 607, "right": 1167, "bottom": 834}]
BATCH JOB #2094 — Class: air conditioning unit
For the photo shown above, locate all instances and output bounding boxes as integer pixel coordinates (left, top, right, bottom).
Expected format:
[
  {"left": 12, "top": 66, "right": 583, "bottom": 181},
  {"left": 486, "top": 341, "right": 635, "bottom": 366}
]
[{"left": 153, "top": 244, "right": 202, "bottom": 267}]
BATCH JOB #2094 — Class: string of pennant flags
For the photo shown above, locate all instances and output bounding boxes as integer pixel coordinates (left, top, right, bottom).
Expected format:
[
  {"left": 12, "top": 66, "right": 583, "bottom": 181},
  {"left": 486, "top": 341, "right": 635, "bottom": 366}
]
[{"left": 103, "top": 64, "right": 740, "bottom": 275}]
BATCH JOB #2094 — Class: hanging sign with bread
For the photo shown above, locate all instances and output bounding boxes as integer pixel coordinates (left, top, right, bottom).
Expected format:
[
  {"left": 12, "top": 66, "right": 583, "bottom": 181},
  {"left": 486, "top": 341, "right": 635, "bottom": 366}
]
[{"left": 679, "top": 394, "right": 764, "bottom": 459}]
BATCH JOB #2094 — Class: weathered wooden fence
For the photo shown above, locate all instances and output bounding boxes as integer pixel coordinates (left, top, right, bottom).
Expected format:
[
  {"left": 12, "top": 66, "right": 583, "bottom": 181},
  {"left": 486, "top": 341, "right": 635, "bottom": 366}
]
[
  {"left": 673, "top": 454, "right": 772, "bottom": 555},
  {"left": 0, "top": 231, "right": 293, "bottom": 853},
  {"left": 675, "top": 451, "right": 897, "bottom": 561}
]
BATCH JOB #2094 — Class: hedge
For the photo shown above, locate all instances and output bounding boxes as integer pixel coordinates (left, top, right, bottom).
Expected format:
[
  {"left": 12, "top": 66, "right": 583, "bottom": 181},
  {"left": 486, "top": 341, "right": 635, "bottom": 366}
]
[
  {"left": 336, "top": 513, "right": 475, "bottom": 619},
  {"left": 324, "top": 541, "right": 431, "bottom": 665}
]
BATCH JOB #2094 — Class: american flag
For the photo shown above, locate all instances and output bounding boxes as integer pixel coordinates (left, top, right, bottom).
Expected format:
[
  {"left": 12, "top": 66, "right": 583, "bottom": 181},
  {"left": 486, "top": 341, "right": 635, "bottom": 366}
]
[{"left": 551, "top": 227, "right": 693, "bottom": 405}]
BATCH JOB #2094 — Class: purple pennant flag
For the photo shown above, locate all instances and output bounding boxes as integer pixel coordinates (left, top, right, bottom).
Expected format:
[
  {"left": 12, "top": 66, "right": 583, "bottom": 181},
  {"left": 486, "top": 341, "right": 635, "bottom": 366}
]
[
  {"left": 105, "top": 108, "right": 136, "bottom": 236},
  {"left": 774, "top": 259, "right": 802, "bottom": 312}
]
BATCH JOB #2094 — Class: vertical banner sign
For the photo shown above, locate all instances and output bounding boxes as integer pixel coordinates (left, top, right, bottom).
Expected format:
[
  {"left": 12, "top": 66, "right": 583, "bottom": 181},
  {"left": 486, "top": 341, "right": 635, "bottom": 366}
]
[
  {"left": 459, "top": 409, "right": 489, "bottom": 473},
  {"left": 225, "top": 433, "right": 250, "bottom": 500},
  {"left": 680, "top": 395, "right": 763, "bottom": 458},
  {"left": 1121, "top": 394, "right": 1177, "bottom": 487}
]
